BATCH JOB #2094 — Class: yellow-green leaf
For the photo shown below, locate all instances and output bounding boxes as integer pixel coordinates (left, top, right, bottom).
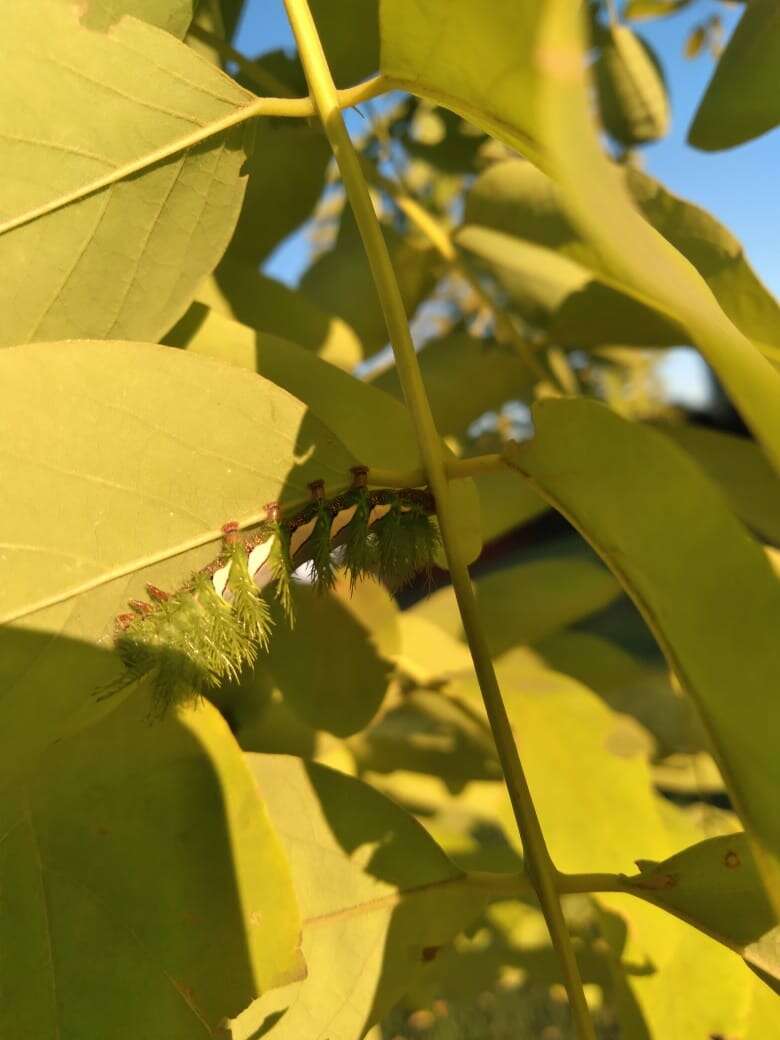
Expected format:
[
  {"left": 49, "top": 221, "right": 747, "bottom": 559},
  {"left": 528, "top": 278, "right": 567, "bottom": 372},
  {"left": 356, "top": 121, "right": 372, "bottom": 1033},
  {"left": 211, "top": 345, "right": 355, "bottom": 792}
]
[
  {"left": 689, "top": 0, "right": 780, "bottom": 150},
  {"left": 0, "top": 696, "right": 303, "bottom": 1038},
  {"left": 0, "top": 1, "right": 256, "bottom": 346},
  {"left": 620, "top": 832, "right": 779, "bottom": 994},
  {"left": 230, "top": 756, "right": 505, "bottom": 1040},
  {"left": 0, "top": 340, "right": 356, "bottom": 782},
  {"left": 506, "top": 398, "right": 780, "bottom": 913}
]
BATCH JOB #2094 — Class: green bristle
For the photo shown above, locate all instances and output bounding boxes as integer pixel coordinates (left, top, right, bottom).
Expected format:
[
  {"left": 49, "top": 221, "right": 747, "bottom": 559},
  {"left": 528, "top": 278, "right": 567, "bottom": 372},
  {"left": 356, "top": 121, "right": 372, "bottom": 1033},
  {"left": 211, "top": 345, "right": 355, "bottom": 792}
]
[
  {"left": 374, "top": 501, "right": 440, "bottom": 589},
  {"left": 193, "top": 576, "right": 256, "bottom": 682},
  {"left": 269, "top": 524, "right": 295, "bottom": 625},
  {"left": 226, "top": 546, "right": 273, "bottom": 650},
  {"left": 341, "top": 488, "right": 377, "bottom": 590},
  {"left": 309, "top": 506, "right": 337, "bottom": 592}
]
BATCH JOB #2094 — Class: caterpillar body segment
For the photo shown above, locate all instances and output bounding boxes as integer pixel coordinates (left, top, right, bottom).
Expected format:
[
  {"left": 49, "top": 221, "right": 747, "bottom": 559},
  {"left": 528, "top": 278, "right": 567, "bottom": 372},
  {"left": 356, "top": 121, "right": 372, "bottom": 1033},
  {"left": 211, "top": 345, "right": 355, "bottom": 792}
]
[{"left": 105, "top": 478, "right": 438, "bottom": 713}]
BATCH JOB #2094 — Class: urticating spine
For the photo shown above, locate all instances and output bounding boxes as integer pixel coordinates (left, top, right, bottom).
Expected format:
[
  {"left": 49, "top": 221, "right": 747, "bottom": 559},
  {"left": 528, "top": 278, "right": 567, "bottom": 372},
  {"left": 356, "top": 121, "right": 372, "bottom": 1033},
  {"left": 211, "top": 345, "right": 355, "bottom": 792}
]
[{"left": 101, "top": 471, "right": 438, "bottom": 713}]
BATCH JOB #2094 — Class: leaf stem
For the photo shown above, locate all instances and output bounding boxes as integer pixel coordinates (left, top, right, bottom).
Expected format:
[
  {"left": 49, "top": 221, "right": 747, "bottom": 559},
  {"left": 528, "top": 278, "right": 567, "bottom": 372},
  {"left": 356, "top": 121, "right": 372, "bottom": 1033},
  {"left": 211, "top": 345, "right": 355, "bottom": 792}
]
[
  {"left": 364, "top": 161, "right": 554, "bottom": 387},
  {"left": 282, "top": 2, "right": 597, "bottom": 1037},
  {"left": 0, "top": 76, "right": 392, "bottom": 240},
  {"left": 367, "top": 453, "right": 507, "bottom": 489}
]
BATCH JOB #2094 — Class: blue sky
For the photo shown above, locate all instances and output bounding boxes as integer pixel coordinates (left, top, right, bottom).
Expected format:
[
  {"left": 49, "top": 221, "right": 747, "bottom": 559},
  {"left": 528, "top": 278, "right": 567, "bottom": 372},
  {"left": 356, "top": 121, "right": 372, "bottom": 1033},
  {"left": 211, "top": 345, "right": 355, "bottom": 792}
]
[{"left": 232, "top": 1, "right": 779, "bottom": 404}]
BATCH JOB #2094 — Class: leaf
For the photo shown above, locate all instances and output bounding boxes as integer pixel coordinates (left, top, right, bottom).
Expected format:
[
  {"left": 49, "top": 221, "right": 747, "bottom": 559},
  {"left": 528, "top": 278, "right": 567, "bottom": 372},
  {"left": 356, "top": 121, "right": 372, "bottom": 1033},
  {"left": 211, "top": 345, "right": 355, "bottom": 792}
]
[
  {"left": 689, "top": 0, "right": 780, "bottom": 150},
  {"left": 464, "top": 160, "right": 780, "bottom": 360},
  {"left": 534, "top": 629, "right": 705, "bottom": 759},
  {"left": 0, "top": 340, "right": 356, "bottom": 782},
  {"left": 506, "top": 398, "right": 780, "bottom": 913},
  {"left": 197, "top": 257, "right": 362, "bottom": 370},
  {"left": 227, "top": 121, "right": 331, "bottom": 264},
  {"left": 472, "top": 468, "right": 548, "bottom": 545},
  {"left": 300, "top": 210, "right": 441, "bottom": 359},
  {"left": 351, "top": 688, "right": 502, "bottom": 789},
  {"left": 0, "top": 695, "right": 303, "bottom": 1038},
  {"left": 308, "top": 0, "right": 380, "bottom": 87},
  {"left": 624, "top": 0, "right": 693, "bottom": 19},
  {"left": 0, "top": 0, "right": 257, "bottom": 346},
  {"left": 381, "top": 0, "right": 780, "bottom": 468},
  {"left": 394, "top": 614, "right": 475, "bottom": 685},
  {"left": 380, "top": 0, "right": 546, "bottom": 166},
  {"left": 412, "top": 543, "right": 621, "bottom": 658},
  {"left": 663, "top": 425, "right": 780, "bottom": 546},
  {"left": 619, "top": 832, "right": 780, "bottom": 994},
  {"left": 264, "top": 577, "right": 400, "bottom": 737},
  {"left": 371, "top": 330, "right": 536, "bottom": 439},
  {"left": 452, "top": 650, "right": 675, "bottom": 874},
  {"left": 595, "top": 25, "right": 669, "bottom": 146},
  {"left": 168, "top": 303, "right": 420, "bottom": 470},
  {"left": 80, "top": 0, "right": 195, "bottom": 36},
  {"left": 229, "top": 756, "right": 505, "bottom": 1040},
  {"left": 170, "top": 304, "right": 484, "bottom": 565}
]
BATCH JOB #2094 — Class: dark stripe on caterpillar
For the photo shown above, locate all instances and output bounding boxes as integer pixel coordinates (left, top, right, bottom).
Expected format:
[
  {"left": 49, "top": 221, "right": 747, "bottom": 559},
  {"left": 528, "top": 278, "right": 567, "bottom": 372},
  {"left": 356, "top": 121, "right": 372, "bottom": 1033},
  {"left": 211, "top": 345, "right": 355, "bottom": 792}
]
[{"left": 98, "top": 472, "right": 438, "bottom": 715}]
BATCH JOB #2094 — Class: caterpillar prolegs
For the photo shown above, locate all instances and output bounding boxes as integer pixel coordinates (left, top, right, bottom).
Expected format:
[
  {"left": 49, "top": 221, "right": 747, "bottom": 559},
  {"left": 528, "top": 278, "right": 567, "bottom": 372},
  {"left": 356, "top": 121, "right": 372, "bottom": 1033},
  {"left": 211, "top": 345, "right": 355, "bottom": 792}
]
[{"left": 101, "top": 467, "right": 438, "bottom": 714}]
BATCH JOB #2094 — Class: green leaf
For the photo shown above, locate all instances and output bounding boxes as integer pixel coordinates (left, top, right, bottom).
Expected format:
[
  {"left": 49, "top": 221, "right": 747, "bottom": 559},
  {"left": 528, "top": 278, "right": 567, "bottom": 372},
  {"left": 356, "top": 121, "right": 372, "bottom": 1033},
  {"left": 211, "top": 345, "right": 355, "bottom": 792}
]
[
  {"left": 624, "top": 0, "right": 693, "bottom": 19},
  {"left": 472, "top": 468, "right": 548, "bottom": 545},
  {"left": 197, "top": 258, "right": 362, "bottom": 370},
  {"left": 229, "top": 756, "right": 504, "bottom": 1040},
  {"left": 264, "top": 577, "right": 400, "bottom": 737},
  {"left": 506, "top": 398, "right": 780, "bottom": 913},
  {"left": 620, "top": 832, "right": 780, "bottom": 994},
  {"left": 380, "top": 0, "right": 546, "bottom": 166},
  {"left": 170, "top": 304, "right": 484, "bottom": 565},
  {"left": 452, "top": 650, "right": 674, "bottom": 873},
  {"left": 0, "top": 340, "right": 356, "bottom": 782},
  {"left": 381, "top": 0, "right": 780, "bottom": 468},
  {"left": 412, "top": 543, "right": 621, "bottom": 658},
  {"left": 371, "top": 330, "right": 536, "bottom": 439},
  {"left": 80, "top": 0, "right": 195, "bottom": 36},
  {"left": 168, "top": 302, "right": 420, "bottom": 471},
  {"left": 464, "top": 160, "right": 780, "bottom": 360},
  {"left": 0, "top": 1, "right": 257, "bottom": 347},
  {"left": 689, "top": 0, "right": 780, "bottom": 150},
  {"left": 308, "top": 0, "right": 380, "bottom": 87},
  {"left": 300, "top": 210, "right": 441, "bottom": 359},
  {"left": 534, "top": 629, "right": 705, "bottom": 759},
  {"left": 663, "top": 426, "right": 780, "bottom": 546},
  {"left": 595, "top": 25, "right": 669, "bottom": 146},
  {"left": 351, "top": 688, "right": 502, "bottom": 789},
  {"left": 227, "top": 121, "right": 331, "bottom": 264},
  {"left": 0, "top": 696, "right": 303, "bottom": 1038}
]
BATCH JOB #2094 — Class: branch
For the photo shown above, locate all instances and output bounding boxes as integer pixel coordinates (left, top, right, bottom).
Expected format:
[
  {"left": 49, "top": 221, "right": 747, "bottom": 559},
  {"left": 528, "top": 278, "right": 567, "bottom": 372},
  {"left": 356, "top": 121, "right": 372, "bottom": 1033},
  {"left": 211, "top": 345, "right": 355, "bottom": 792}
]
[{"left": 282, "top": 2, "right": 597, "bottom": 1037}]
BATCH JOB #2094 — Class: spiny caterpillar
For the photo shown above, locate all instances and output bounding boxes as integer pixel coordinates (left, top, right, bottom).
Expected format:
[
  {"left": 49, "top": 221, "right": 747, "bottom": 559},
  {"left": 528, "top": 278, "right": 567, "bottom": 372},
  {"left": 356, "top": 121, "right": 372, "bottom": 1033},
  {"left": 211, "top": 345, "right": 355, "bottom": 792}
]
[{"left": 100, "top": 467, "right": 438, "bottom": 714}]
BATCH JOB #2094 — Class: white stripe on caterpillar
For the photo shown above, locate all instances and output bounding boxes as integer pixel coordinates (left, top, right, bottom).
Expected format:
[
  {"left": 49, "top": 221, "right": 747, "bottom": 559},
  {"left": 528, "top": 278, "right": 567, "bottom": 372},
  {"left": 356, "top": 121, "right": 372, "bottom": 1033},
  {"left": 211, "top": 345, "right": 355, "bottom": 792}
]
[
  {"left": 367, "top": 503, "right": 392, "bottom": 526},
  {"left": 289, "top": 515, "right": 318, "bottom": 556},
  {"left": 330, "top": 504, "right": 358, "bottom": 540}
]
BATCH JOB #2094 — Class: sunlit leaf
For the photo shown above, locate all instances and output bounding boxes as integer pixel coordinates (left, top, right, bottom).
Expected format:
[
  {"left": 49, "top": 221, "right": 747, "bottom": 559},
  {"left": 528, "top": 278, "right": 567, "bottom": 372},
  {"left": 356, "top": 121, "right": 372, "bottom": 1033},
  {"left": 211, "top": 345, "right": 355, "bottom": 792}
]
[
  {"left": 229, "top": 756, "right": 508, "bottom": 1040},
  {"left": 197, "top": 258, "right": 362, "bottom": 370},
  {"left": 81, "top": 0, "right": 195, "bottom": 35},
  {"left": 0, "top": 696, "right": 303, "bottom": 1038},
  {"left": 0, "top": 340, "right": 355, "bottom": 782},
  {"left": 619, "top": 832, "right": 779, "bottom": 993},
  {"left": 506, "top": 398, "right": 780, "bottom": 912},
  {"left": 171, "top": 304, "right": 483, "bottom": 565},
  {"left": 380, "top": 0, "right": 780, "bottom": 467},
  {"left": 464, "top": 159, "right": 780, "bottom": 360},
  {"left": 0, "top": 1, "right": 256, "bottom": 346}
]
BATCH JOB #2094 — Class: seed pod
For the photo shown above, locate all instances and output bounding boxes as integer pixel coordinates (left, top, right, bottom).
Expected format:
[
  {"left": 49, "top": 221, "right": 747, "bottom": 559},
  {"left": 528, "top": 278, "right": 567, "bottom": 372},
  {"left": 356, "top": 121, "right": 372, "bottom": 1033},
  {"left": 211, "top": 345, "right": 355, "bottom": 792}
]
[{"left": 595, "top": 24, "right": 670, "bottom": 146}]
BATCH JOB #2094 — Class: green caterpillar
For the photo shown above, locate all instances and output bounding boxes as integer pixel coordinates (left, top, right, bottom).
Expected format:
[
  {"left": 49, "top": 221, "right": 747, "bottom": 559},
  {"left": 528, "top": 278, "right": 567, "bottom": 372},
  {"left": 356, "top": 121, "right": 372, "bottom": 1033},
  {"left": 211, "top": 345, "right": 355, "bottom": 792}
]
[{"left": 100, "top": 467, "right": 438, "bottom": 714}]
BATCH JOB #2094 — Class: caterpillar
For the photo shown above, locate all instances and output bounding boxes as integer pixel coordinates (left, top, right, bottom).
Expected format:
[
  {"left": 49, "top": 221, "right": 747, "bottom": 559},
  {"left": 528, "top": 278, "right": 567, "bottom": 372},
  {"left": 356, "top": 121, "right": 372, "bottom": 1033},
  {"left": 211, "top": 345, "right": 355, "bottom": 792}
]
[{"left": 100, "top": 466, "right": 438, "bottom": 714}]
